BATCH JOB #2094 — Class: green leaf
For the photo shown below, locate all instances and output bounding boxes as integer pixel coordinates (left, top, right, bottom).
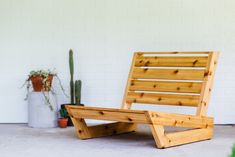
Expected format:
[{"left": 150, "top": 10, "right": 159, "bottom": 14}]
[{"left": 229, "top": 144, "right": 235, "bottom": 157}]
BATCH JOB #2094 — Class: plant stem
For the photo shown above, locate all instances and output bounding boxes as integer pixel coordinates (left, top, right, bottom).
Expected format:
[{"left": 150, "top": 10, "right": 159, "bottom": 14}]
[{"left": 42, "top": 92, "right": 53, "bottom": 111}]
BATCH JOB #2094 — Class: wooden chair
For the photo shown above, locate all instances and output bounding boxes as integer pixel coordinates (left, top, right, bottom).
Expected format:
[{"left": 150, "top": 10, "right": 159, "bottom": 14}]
[{"left": 66, "top": 51, "right": 219, "bottom": 148}]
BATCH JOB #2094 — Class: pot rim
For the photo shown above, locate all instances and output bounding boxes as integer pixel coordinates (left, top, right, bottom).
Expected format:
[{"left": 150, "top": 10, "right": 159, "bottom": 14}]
[{"left": 58, "top": 118, "right": 69, "bottom": 120}]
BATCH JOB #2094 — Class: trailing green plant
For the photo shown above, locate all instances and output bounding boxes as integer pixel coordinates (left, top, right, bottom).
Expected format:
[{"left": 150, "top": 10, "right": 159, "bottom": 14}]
[
  {"left": 229, "top": 144, "right": 235, "bottom": 157},
  {"left": 69, "top": 49, "right": 83, "bottom": 106},
  {"left": 22, "top": 69, "right": 68, "bottom": 111},
  {"left": 59, "top": 108, "right": 69, "bottom": 118}
]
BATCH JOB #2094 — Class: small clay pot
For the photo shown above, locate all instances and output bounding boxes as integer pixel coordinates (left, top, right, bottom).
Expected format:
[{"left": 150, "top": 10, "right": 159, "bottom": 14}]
[
  {"left": 58, "top": 118, "right": 68, "bottom": 128},
  {"left": 30, "top": 75, "right": 53, "bottom": 92},
  {"left": 60, "top": 104, "right": 84, "bottom": 126}
]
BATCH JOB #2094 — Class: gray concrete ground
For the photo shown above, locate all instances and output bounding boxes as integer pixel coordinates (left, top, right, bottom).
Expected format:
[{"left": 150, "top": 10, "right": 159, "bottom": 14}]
[{"left": 0, "top": 124, "right": 234, "bottom": 157}]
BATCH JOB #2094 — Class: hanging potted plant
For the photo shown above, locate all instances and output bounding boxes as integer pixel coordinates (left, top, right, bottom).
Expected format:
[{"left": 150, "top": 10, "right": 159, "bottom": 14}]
[
  {"left": 58, "top": 108, "right": 69, "bottom": 128},
  {"left": 22, "top": 69, "right": 68, "bottom": 111},
  {"left": 30, "top": 71, "right": 54, "bottom": 92}
]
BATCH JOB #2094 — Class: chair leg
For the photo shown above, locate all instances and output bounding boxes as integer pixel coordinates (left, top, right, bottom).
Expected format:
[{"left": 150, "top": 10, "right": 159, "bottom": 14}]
[
  {"left": 149, "top": 124, "right": 169, "bottom": 148},
  {"left": 146, "top": 111, "right": 213, "bottom": 148},
  {"left": 149, "top": 124, "right": 213, "bottom": 148},
  {"left": 71, "top": 117, "right": 137, "bottom": 139},
  {"left": 164, "top": 128, "right": 213, "bottom": 147},
  {"left": 70, "top": 117, "right": 91, "bottom": 139}
]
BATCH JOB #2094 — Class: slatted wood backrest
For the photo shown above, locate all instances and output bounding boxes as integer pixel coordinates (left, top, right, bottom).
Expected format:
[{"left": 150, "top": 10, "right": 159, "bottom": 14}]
[{"left": 121, "top": 52, "right": 219, "bottom": 116}]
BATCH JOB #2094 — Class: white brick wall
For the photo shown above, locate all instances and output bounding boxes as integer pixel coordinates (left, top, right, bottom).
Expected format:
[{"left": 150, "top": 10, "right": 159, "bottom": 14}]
[{"left": 0, "top": 0, "right": 234, "bottom": 123}]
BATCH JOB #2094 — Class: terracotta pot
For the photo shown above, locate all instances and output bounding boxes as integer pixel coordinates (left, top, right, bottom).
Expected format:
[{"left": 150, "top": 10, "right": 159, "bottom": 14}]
[
  {"left": 58, "top": 118, "right": 68, "bottom": 128},
  {"left": 30, "top": 75, "right": 53, "bottom": 92},
  {"left": 60, "top": 104, "right": 84, "bottom": 126}
]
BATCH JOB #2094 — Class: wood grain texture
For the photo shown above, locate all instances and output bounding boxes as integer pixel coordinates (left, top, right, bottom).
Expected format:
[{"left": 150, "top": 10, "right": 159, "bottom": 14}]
[
  {"left": 165, "top": 128, "right": 213, "bottom": 147},
  {"left": 135, "top": 56, "right": 208, "bottom": 67},
  {"left": 66, "top": 105, "right": 91, "bottom": 139},
  {"left": 66, "top": 106, "right": 136, "bottom": 139},
  {"left": 197, "top": 52, "right": 219, "bottom": 116},
  {"left": 129, "top": 80, "right": 202, "bottom": 93},
  {"left": 132, "top": 68, "right": 205, "bottom": 80},
  {"left": 148, "top": 111, "right": 213, "bottom": 128},
  {"left": 122, "top": 53, "right": 138, "bottom": 109},
  {"left": 136, "top": 51, "right": 211, "bottom": 55},
  {"left": 146, "top": 111, "right": 213, "bottom": 148},
  {"left": 149, "top": 124, "right": 168, "bottom": 148},
  {"left": 126, "top": 92, "right": 200, "bottom": 107},
  {"left": 66, "top": 51, "right": 218, "bottom": 149},
  {"left": 67, "top": 105, "right": 149, "bottom": 124},
  {"left": 87, "top": 122, "right": 136, "bottom": 138},
  {"left": 145, "top": 112, "right": 169, "bottom": 148}
]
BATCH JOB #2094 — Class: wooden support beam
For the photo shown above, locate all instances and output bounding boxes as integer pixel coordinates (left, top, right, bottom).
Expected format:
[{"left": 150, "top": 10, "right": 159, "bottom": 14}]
[
  {"left": 87, "top": 122, "right": 136, "bottom": 139},
  {"left": 66, "top": 106, "right": 137, "bottom": 139},
  {"left": 197, "top": 52, "right": 219, "bottom": 116},
  {"left": 146, "top": 111, "right": 213, "bottom": 148},
  {"left": 164, "top": 128, "right": 213, "bottom": 148},
  {"left": 71, "top": 118, "right": 136, "bottom": 139},
  {"left": 66, "top": 105, "right": 150, "bottom": 124},
  {"left": 145, "top": 111, "right": 169, "bottom": 148},
  {"left": 70, "top": 117, "right": 91, "bottom": 139},
  {"left": 149, "top": 111, "right": 213, "bottom": 128},
  {"left": 149, "top": 124, "right": 169, "bottom": 148},
  {"left": 122, "top": 52, "right": 138, "bottom": 109}
]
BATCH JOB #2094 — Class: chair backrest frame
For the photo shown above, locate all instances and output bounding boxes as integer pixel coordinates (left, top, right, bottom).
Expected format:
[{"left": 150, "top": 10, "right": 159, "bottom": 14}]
[{"left": 121, "top": 51, "right": 219, "bottom": 116}]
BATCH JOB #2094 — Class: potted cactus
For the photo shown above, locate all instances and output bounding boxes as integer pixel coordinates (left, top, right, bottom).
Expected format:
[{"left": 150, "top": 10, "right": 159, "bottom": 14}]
[
  {"left": 68, "top": 49, "right": 83, "bottom": 106},
  {"left": 61, "top": 49, "right": 84, "bottom": 126},
  {"left": 58, "top": 108, "right": 69, "bottom": 128}
]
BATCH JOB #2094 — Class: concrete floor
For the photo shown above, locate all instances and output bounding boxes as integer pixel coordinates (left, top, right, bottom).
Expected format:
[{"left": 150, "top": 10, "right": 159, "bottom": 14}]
[{"left": 0, "top": 124, "right": 234, "bottom": 157}]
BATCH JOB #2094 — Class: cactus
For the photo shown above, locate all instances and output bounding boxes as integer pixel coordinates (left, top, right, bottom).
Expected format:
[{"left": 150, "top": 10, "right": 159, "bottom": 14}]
[
  {"left": 75, "top": 80, "right": 82, "bottom": 105},
  {"left": 69, "top": 49, "right": 74, "bottom": 104},
  {"left": 68, "top": 49, "right": 83, "bottom": 106},
  {"left": 60, "top": 108, "right": 69, "bottom": 118}
]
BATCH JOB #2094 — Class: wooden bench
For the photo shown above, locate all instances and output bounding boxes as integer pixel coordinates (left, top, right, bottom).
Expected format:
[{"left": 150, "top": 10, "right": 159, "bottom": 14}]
[{"left": 66, "top": 51, "right": 219, "bottom": 148}]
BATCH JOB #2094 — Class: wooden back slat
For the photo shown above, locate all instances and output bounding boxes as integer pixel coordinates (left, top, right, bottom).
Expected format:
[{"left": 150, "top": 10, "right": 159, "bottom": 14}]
[
  {"left": 136, "top": 51, "right": 212, "bottom": 54},
  {"left": 132, "top": 68, "right": 205, "bottom": 80},
  {"left": 122, "top": 51, "right": 218, "bottom": 111},
  {"left": 135, "top": 56, "right": 208, "bottom": 67},
  {"left": 129, "top": 80, "right": 202, "bottom": 94},
  {"left": 126, "top": 92, "right": 200, "bottom": 107}
]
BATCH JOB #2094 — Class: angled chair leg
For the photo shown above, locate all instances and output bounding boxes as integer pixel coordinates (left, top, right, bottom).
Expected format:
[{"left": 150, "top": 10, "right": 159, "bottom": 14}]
[
  {"left": 71, "top": 117, "right": 137, "bottom": 139},
  {"left": 149, "top": 124, "right": 169, "bottom": 148},
  {"left": 149, "top": 124, "right": 213, "bottom": 148},
  {"left": 70, "top": 117, "right": 91, "bottom": 139},
  {"left": 146, "top": 111, "right": 214, "bottom": 148},
  {"left": 146, "top": 112, "right": 169, "bottom": 148},
  {"left": 164, "top": 128, "right": 213, "bottom": 148}
]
